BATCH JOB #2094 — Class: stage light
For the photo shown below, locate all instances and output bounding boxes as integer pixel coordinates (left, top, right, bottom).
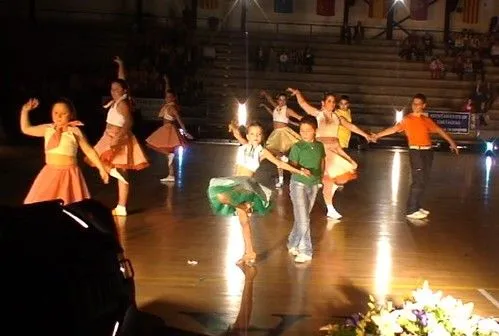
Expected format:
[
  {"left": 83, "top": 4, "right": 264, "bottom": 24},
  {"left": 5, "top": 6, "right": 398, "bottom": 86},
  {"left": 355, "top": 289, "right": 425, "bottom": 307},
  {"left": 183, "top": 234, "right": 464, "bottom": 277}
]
[
  {"left": 395, "top": 109, "right": 403, "bottom": 123},
  {"left": 237, "top": 102, "right": 247, "bottom": 126},
  {"left": 486, "top": 141, "right": 494, "bottom": 152}
]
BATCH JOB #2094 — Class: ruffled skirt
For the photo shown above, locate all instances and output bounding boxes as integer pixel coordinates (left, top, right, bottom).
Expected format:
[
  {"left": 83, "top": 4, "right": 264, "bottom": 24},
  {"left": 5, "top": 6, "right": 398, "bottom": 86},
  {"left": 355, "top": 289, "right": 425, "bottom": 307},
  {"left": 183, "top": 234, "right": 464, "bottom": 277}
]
[
  {"left": 319, "top": 138, "right": 358, "bottom": 185},
  {"left": 265, "top": 126, "right": 301, "bottom": 154},
  {"left": 146, "top": 122, "right": 186, "bottom": 154},
  {"left": 91, "top": 127, "right": 149, "bottom": 170},
  {"left": 207, "top": 176, "right": 273, "bottom": 216}
]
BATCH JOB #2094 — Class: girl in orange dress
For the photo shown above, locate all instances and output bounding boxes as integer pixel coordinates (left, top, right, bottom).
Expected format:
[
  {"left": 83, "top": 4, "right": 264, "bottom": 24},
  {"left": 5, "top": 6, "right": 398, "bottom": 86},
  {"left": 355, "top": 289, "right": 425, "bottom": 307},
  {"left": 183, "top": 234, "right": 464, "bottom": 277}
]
[
  {"left": 89, "top": 57, "right": 149, "bottom": 216},
  {"left": 287, "top": 88, "right": 374, "bottom": 220},
  {"left": 146, "top": 76, "right": 193, "bottom": 183},
  {"left": 21, "top": 98, "right": 109, "bottom": 205}
]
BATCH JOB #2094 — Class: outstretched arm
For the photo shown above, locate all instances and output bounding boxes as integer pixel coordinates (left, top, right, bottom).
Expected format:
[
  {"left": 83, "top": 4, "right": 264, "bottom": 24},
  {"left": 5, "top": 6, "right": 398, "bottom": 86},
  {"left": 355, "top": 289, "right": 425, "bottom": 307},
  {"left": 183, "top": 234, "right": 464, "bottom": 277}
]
[
  {"left": 261, "top": 148, "right": 310, "bottom": 176},
  {"left": 374, "top": 124, "right": 402, "bottom": 140},
  {"left": 19, "top": 98, "right": 49, "bottom": 137},
  {"left": 435, "top": 127, "right": 459, "bottom": 154},
  {"left": 260, "top": 90, "right": 278, "bottom": 108},
  {"left": 259, "top": 103, "right": 274, "bottom": 117},
  {"left": 287, "top": 88, "right": 319, "bottom": 116},
  {"left": 286, "top": 107, "right": 303, "bottom": 121},
  {"left": 339, "top": 117, "right": 374, "bottom": 142}
]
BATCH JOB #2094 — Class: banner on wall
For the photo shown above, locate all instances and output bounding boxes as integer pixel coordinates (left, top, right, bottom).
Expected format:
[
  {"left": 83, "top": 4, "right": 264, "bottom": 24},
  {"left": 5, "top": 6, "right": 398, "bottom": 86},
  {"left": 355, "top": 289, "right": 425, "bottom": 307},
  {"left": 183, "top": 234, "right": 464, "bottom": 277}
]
[
  {"left": 316, "top": 0, "right": 335, "bottom": 16},
  {"left": 368, "top": 0, "right": 389, "bottom": 19},
  {"left": 410, "top": 0, "right": 430, "bottom": 20},
  {"left": 199, "top": 0, "right": 219, "bottom": 10},
  {"left": 462, "top": 0, "right": 480, "bottom": 24},
  {"left": 428, "top": 111, "right": 471, "bottom": 134},
  {"left": 274, "top": 0, "right": 294, "bottom": 13}
]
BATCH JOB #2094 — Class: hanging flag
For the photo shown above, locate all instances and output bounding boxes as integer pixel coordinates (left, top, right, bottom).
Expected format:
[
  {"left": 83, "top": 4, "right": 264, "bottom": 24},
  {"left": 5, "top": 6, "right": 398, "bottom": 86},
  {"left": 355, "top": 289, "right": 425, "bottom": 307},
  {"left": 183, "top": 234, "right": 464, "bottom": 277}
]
[
  {"left": 369, "top": 0, "right": 389, "bottom": 18},
  {"left": 274, "top": 0, "right": 294, "bottom": 13},
  {"left": 410, "top": 0, "right": 429, "bottom": 20},
  {"left": 462, "top": 0, "right": 480, "bottom": 24},
  {"left": 199, "top": 0, "right": 219, "bottom": 10},
  {"left": 317, "top": 0, "right": 335, "bottom": 16}
]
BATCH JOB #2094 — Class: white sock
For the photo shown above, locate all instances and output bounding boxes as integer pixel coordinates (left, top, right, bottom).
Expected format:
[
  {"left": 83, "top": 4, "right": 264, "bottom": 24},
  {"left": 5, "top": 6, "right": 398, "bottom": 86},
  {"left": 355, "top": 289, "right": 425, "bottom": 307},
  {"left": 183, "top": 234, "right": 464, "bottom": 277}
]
[
  {"left": 167, "top": 153, "right": 175, "bottom": 176},
  {"left": 278, "top": 169, "right": 284, "bottom": 183},
  {"left": 167, "top": 153, "right": 175, "bottom": 167},
  {"left": 116, "top": 204, "right": 126, "bottom": 211}
]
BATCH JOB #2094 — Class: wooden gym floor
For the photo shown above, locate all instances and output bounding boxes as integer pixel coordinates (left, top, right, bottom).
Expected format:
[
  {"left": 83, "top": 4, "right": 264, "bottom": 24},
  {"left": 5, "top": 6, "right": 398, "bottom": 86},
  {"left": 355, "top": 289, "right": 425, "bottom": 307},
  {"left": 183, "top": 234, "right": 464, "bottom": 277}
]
[{"left": 1, "top": 142, "right": 498, "bottom": 335}]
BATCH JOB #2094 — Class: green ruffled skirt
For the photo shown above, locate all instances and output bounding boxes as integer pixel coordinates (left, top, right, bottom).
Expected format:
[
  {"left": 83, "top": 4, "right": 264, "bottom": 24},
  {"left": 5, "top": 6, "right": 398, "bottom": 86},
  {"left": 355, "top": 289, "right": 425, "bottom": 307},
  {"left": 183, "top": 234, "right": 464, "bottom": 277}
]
[{"left": 207, "top": 176, "right": 273, "bottom": 216}]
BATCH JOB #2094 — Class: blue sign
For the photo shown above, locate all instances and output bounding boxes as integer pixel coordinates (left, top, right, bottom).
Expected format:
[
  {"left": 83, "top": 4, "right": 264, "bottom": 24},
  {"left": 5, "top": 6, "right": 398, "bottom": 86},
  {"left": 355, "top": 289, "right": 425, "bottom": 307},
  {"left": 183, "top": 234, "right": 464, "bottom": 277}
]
[{"left": 427, "top": 111, "right": 471, "bottom": 134}]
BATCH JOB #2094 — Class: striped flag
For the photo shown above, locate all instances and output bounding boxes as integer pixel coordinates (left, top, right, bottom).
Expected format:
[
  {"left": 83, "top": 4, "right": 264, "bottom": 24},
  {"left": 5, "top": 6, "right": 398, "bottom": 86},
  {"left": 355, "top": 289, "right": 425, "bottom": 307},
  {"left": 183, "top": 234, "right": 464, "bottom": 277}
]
[
  {"left": 410, "top": 0, "right": 429, "bottom": 20},
  {"left": 368, "top": 0, "right": 389, "bottom": 18},
  {"left": 316, "top": 0, "right": 335, "bottom": 16},
  {"left": 199, "top": 0, "right": 219, "bottom": 10},
  {"left": 275, "top": 0, "right": 293, "bottom": 13},
  {"left": 462, "top": 0, "right": 480, "bottom": 24}
]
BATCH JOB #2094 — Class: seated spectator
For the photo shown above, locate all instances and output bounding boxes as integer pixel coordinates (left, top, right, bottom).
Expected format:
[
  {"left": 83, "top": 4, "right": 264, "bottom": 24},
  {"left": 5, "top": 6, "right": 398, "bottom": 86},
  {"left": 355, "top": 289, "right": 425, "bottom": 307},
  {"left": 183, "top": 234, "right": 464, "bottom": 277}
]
[{"left": 429, "top": 56, "right": 445, "bottom": 79}]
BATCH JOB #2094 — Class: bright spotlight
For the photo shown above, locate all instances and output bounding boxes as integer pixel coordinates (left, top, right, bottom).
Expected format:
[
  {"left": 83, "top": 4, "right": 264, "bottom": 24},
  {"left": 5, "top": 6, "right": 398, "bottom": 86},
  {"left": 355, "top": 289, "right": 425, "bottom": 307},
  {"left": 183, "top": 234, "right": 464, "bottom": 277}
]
[
  {"left": 486, "top": 141, "right": 494, "bottom": 152},
  {"left": 395, "top": 110, "right": 403, "bottom": 123},
  {"left": 237, "top": 102, "right": 247, "bottom": 126}
]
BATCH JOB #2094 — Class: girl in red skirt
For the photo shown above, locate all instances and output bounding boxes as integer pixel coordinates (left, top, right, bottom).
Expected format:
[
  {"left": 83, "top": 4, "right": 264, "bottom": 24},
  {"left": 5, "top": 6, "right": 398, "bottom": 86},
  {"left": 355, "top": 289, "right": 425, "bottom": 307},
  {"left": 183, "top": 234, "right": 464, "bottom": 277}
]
[
  {"left": 89, "top": 56, "right": 149, "bottom": 216},
  {"left": 21, "top": 98, "right": 109, "bottom": 205},
  {"left": 146, "top": 76, "right": 193, "bottom": 183}
]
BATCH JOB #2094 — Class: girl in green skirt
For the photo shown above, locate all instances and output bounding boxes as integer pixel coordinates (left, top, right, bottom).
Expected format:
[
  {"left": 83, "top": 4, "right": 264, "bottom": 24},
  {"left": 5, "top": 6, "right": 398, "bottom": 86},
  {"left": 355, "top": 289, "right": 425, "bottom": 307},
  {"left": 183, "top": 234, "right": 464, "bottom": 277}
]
[{"left": 208, "top": 121, "right": 310, "bottom": 266}]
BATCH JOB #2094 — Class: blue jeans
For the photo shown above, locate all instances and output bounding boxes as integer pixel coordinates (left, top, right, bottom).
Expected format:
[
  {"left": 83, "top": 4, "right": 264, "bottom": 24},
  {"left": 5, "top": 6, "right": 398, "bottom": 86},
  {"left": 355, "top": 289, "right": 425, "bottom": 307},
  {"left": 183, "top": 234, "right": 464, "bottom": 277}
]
[{"left": 288, "top": 180, "right": 319, "bottom": 257}]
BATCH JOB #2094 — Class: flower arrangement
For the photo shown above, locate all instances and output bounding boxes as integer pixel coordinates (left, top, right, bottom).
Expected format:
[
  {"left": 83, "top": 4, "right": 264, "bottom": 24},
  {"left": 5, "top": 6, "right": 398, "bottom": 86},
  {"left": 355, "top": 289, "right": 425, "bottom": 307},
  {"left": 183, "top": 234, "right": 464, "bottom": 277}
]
[{"left": 321, "top": 281, "right": 499, "bottom": 336}]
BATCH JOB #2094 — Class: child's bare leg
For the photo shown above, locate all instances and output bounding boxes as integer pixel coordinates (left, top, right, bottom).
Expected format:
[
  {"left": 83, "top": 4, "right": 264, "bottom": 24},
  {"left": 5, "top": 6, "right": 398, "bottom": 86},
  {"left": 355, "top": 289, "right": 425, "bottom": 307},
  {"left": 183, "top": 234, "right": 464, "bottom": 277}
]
[
  {"left": 236, "top": 208, "right": 256, "bottom": 265},
  {"left": 329, "top": 141, "right": 358, "bottom": 170},
  {"left": 323, "top": 178, "right": 342, "bottom": 219}
]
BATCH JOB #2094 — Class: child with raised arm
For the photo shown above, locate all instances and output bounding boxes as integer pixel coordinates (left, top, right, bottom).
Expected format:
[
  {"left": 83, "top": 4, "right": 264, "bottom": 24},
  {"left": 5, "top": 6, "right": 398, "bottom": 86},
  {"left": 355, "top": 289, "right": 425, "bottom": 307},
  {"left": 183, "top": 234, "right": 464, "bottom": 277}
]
[
  {"left": 21, "top": 98, "right": 109, "bottom": 205},
  {"left": 260, "top": 90, "right": 303, "bottom": 188},
  {"left": 287, "top": 88, "right": 374, "bottom": 219},
  {"left": 207, "top": 121, "right": 310, "bottom": 266},
  {"left": 373, "top": 93, "right": 459, "bottom": 219},
  {"left": 146, "top": 76, "right": 193, "bottom": 183},
  {"left": 287, "top": 115, "right": 326, "bottom": 263}
]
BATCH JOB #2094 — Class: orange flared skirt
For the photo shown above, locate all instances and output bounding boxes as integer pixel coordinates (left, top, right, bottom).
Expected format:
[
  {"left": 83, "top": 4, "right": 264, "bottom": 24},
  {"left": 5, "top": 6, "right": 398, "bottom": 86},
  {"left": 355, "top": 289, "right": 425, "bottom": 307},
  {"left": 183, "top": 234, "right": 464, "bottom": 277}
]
[
  {"left": 24, "top": 164, "right": 91, "bottom": 205},
  {"left": 319, "top": 138, "right": 358, "bottom": 185},
  {"left": 146, "top": 121, "right": 186, "bottom": 154},
  {"left": 91, "top": 127, "right": 149, "bottom": 170}
]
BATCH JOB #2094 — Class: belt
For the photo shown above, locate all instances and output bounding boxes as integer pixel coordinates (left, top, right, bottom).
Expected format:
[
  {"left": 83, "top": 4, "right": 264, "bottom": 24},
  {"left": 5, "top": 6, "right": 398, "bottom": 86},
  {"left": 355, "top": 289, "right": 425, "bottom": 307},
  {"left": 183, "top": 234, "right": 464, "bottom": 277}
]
[{"left": 409, "top": 145, "right": 432, "bottom": 150}]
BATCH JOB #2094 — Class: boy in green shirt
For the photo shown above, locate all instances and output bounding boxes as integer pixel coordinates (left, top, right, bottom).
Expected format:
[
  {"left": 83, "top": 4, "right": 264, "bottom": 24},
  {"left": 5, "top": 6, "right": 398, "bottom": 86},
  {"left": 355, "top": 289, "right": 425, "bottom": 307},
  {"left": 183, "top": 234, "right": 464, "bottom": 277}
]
[{"left": 287, "top": 115, "right": 326, "bottom": 263}]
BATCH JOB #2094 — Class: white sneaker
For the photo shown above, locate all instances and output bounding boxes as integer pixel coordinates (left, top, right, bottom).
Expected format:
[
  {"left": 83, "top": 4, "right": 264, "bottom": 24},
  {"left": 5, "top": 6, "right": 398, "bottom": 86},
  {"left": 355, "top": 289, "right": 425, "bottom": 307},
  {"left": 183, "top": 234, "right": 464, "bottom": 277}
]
[
  {"left": 288, "top": 247, "right": 299, "bottom": 256},
  {"left": 326, "top": 206, "right": 342, "bottom": 219},
  {"left": 280, "top": 155, "right": 289, "bottom": 163},
  {"left": 419, "top": 208, "right": 430, "bottom": 215},
  {"left": 295, "top": 253, "right": 312, "bottom": 263},
  {"left": 160, "top": 175, "right": 175, "bottom": 183},
  {"left": 110, "top": 168, "right": 128, "bottom": 184},
  {"left": 406, "top": 210, "right": 427, "bottom": 219}
]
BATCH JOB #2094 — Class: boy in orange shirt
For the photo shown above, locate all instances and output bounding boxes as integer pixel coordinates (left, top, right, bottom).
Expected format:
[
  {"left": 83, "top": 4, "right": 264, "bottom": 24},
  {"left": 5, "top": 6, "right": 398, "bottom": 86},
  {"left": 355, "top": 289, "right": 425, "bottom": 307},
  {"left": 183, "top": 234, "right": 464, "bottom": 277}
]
[{"left": 373, "top": 93, "right": 459, "bottom": 219}]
